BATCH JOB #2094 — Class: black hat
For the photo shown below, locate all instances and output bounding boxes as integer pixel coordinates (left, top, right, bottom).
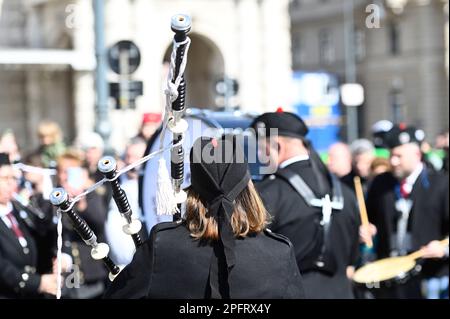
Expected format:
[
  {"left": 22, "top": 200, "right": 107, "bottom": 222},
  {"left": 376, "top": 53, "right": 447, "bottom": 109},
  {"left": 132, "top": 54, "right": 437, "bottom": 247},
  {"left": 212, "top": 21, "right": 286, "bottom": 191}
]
[
  {"left": 190, "top": 134, "right": 250, "bottom": 270},
  {"left": 371, "top": 120, "right": 393, "bottom": 148},
  {"left": 384, "top": 124, "right": 426, "bottom": 149},
  {"left": 250, "top": 109, "right": 309, "bottom": 139},
  {"left": 0, "top": 153, "right": 11, "bottom": 167}
]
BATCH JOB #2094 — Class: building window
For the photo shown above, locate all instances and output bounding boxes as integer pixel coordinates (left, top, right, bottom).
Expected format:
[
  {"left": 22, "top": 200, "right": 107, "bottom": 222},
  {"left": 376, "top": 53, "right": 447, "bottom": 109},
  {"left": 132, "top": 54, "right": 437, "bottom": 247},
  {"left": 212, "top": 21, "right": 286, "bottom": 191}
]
[
  {"left": 292, "top": 34, "right": 305, "bottom": 66},
  {"left": 355, "top": 28, "right": 366, "bottom": 61},
  {"left": 319, "top": 28, "right": 335, "bottom": 65},
  {"left": 389, "top": 89, "right": 404, "bottom": 123},
  {"left": 389, "top": 22, "right": 400, "bottom": 55}
]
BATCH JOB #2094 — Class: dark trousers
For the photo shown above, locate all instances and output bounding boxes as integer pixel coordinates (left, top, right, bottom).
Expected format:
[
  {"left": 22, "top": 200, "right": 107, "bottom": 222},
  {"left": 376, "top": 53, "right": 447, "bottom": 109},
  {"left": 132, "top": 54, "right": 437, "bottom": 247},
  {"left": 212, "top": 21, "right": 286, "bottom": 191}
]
[{"left": 372, "top": 276, "right": 423, "bottom": 299}]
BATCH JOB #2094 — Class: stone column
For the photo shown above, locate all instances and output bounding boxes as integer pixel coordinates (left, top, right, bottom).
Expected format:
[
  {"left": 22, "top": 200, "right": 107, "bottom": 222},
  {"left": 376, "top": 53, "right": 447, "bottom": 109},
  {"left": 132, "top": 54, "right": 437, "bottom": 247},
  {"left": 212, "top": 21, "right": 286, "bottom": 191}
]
[{"left": 72, "top": 0, "right": 96, "bottom": 143}]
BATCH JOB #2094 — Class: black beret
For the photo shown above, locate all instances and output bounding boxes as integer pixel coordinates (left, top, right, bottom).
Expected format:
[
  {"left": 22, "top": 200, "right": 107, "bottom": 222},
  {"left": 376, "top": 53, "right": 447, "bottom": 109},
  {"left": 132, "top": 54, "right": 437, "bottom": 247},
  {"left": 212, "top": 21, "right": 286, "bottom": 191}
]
[
  {"left": 0, "top": 153, "right": 11, "bottom": 166},
  {"left": 384, "top": 124, "right": 426, "bottom": 149},
  {"left": 250, "top": 110, "right": 309, "bottom": 139}
]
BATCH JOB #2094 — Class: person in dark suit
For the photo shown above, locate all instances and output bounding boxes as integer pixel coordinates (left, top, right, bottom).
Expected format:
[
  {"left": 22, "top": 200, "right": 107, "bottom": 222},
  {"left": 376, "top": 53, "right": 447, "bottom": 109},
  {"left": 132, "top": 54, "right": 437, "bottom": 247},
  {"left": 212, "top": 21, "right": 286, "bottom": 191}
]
[
  {"left": 56, "top": 150, "right": 108, "bottom": 299},
  {"left": 0, "top": 153, "right": 58, "bottom": 298},
  {"left": 104, "top": 135, "right": 305, "bottom": 299},
  {"left": 250, "top": 111, "right": 361, "bottom": 299},
  {"left": 366, "top": 124, "right": 449, "bottom": 299}
]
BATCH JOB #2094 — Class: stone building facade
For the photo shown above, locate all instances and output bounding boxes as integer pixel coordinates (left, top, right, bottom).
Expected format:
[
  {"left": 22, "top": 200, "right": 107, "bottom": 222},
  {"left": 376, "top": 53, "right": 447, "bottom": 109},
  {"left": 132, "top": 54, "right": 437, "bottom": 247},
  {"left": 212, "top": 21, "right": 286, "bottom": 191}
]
[
  {"left": 290, "top": 0, "right": 449, "bottom": 140},
  {"left": 0, "top": 0, "right": 292, "bottom": 153}
]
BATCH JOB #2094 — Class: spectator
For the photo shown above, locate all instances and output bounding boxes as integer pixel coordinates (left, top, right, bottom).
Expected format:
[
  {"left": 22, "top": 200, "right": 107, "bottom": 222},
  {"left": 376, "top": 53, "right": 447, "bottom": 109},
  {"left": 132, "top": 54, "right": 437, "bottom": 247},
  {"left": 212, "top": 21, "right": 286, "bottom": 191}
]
[
  {"left": 370, "top": 157, "right": 391, "bottom": 177},
  {"left": 56, "top": 150, "right": 108, "bottom": 298},
  {"left": 136, "top": 112, "right": 162, "bottom": 142},
  {"left": 77, "top": 132, "right": 111, "bottom": 208},
  {"left": 341, "top": 139, "right": 375, "bottom": 194},
  {"left": 327, "top": 142, "right": 352, "bottom": 177},
  {"left": 0, "top": 129, "right": 21, "bottom": 163},
  {"left": 32, "top": 121, "right": 66, "bottom": 168}
]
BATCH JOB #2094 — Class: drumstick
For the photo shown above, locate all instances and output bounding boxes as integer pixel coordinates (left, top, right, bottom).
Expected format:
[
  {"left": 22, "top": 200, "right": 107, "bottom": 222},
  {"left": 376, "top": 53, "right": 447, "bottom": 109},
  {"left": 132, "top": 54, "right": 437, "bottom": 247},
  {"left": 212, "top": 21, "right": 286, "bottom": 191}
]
[
  {"left": 354, "top": 176, "right": 373, "bottom": 248},
  {"left": 407, "top": 237, "right": 449, "bottom": 260}
]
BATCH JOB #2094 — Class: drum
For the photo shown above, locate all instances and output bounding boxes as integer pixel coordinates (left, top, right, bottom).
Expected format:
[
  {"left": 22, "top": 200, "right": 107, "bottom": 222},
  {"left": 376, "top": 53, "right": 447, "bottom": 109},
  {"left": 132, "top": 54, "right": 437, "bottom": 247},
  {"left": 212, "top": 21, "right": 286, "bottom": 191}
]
[
  {"left": 353, "top": 255, "right": 422, "bottom": 289},
  {"left": 139, "top": 108, "right": 258, "bottom": 233}
]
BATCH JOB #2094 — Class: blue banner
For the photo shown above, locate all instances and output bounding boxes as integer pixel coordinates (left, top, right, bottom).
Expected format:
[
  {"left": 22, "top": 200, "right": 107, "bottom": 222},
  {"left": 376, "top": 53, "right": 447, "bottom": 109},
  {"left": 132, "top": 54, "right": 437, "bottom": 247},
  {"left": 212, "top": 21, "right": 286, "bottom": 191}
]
[{"left": 291, "top": 71, "right": 342, "bottom": 154}]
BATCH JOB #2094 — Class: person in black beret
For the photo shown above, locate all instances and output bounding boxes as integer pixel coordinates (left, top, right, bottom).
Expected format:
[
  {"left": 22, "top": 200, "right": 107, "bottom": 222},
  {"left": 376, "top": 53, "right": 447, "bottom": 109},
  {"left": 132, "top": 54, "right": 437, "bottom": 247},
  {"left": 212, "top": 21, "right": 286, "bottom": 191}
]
[
  {"left": 366, "top": 124, "right": 449, "bottom": 299},
  {"left": 0, "top": 153, "right": 59, "bottom": 298},
  {"left": 250, "top": 110, "right": 361, "bottom": 299},
  {"left": 104, "top": 134, "right": 305, "bottom": 299},
  {"left": 371, "top": 120, "right": 394, "bottom": 149}
]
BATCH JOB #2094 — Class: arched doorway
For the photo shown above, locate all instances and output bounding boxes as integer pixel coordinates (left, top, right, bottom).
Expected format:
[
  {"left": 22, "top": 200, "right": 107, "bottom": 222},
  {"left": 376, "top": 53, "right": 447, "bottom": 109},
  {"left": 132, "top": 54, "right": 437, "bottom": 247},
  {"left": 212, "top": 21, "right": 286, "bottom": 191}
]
[{"left": 163, "top": 33, "right": 224, "bottom": 109}]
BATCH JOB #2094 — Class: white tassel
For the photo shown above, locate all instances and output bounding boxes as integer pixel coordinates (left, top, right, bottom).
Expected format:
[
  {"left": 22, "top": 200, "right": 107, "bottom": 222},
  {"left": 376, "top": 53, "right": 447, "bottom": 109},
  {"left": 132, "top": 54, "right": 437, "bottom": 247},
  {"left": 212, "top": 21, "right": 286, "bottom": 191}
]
[{"left": 156, "top": 158, "right": 177, "bottom": 215}]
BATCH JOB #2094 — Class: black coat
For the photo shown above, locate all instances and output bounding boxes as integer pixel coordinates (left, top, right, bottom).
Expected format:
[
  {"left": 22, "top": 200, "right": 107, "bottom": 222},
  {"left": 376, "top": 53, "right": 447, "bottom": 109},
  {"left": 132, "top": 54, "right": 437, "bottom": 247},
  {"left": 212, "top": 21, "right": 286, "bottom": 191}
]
[
  {"left": 12, "top": 195, "right": 58, "bottom": 274},
  {"left": 256, "top": 160, "right": 361, "bottom": 299},
  {"left": 0, "top": 206, "right": 41, "bottom": 298},
  {"left": 63, "top": 191, "right": 108, "bottom": 284},
  {"left": 366, "top": 168, "right": 449, "bottom": 278},
  {"left": 104, "top": 221, "right": 305, "bottom": 299}
]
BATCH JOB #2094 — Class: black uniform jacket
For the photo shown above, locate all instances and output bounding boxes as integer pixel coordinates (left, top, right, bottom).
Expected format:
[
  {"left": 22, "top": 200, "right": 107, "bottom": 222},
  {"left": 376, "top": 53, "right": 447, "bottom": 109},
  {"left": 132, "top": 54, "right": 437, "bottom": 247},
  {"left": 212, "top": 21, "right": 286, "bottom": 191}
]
[
  {"left": 256, "top": 160, "right": 361, "bottom": 299},
  {"left": 104, "top": 221, "right": 305, "bottom": 299},
  {"left": 0, "top": 206, "right": 41, "bottom": 298},
  {"left": 366, "top": 168, "right": 449, "bottom": 277}
]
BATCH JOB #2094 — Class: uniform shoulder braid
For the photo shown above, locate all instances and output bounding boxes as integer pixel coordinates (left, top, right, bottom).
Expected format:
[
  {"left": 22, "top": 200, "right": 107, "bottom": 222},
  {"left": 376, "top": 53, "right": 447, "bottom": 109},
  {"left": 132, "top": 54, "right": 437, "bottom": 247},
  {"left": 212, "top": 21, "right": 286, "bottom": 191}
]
[{"left": 264, "top": 228, "right": 293, "bottom": 247}]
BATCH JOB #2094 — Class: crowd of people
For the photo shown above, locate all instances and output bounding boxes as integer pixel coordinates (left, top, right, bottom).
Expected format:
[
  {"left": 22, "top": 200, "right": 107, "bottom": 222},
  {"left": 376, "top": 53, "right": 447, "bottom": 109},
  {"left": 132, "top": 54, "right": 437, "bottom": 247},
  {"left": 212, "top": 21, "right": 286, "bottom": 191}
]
[
  {"left": 0, "top": 114, "right": 158, "bottom": 298},
  {"left": 0, "top": 109, "right": 448, "bottom": 299}
]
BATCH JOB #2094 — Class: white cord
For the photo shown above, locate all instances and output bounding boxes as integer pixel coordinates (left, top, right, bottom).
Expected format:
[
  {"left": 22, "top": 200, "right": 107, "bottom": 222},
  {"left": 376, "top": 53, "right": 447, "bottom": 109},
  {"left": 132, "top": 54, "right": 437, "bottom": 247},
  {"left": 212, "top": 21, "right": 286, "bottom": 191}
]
[
  {"left": 58, "top": 139, "right": 182, "bottom": 213},
  {"left": 13, "top": 163, "right": 56, "bottom": 176},
  {"left": 155, "top": 36, "right": 191, "bottom": 216},
  {"left": 159, "top": 37, "right": 191, "bottom": 151}
]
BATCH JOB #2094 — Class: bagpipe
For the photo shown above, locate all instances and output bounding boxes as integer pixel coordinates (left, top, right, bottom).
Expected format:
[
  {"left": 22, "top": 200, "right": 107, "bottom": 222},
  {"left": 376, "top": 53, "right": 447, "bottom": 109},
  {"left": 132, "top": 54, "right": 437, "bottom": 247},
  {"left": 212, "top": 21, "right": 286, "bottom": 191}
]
[
  {"left": 139, "top": 109, "right": 257, "bottom": 230},
  {"left": 49, "top": 14, "right": 192, "bottom": 299}
]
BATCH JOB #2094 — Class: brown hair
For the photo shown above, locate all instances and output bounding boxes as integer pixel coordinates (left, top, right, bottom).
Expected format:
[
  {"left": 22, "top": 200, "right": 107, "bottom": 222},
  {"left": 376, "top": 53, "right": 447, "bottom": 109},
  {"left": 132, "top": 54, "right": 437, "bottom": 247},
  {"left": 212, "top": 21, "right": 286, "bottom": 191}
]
[
  {"left": 56, "top": 149, "right": 84, "bottom": 169},
  {"left": 185, "top": 180, "right": 269, "bottom": 240},
  {"left": 38, "top": 121, "right": 63, "bottom": 144},
  {"left": 370, "top": 157, "right": 391, "bottom": 176}
]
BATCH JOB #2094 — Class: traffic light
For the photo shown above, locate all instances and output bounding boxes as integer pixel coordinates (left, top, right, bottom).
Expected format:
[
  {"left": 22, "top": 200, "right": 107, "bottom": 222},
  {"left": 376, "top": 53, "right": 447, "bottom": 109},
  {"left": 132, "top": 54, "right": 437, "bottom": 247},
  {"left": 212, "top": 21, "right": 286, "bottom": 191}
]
[{"left": 108, "top": 40, "right": 143, "bottom": 109}]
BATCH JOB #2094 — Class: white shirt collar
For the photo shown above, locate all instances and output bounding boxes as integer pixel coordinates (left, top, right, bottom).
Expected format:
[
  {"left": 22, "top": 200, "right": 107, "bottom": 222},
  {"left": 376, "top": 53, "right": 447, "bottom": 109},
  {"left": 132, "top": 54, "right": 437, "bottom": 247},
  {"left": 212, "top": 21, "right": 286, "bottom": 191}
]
[
  {"left": 279, "top": 155, "right": 310, "bottom": 169},
  {"left": 0, "top": 202, "right": 13, "bottom": 218},
  {"left": 403, "top": 163, "right": 424, "bottom": 193}
]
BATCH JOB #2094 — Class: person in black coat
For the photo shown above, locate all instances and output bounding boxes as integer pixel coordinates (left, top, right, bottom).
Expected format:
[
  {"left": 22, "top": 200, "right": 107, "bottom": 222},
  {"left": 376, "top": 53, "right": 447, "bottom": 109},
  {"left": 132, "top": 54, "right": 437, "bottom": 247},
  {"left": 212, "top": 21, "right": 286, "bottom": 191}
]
[
  {"left": 0, "top": 153, "right": 58, "bottom": 298},
  {"left": 56, "top": 150, "right": 108, "bottom": 299},
  {"left": 250, "top": 111, "right": 361, "bottom": 299},
  {"left": 104, "top": 135, "right": 305, "bottom": 299},
  {"left": 366, "top": 125, "right": 449, "bottom": 299}
]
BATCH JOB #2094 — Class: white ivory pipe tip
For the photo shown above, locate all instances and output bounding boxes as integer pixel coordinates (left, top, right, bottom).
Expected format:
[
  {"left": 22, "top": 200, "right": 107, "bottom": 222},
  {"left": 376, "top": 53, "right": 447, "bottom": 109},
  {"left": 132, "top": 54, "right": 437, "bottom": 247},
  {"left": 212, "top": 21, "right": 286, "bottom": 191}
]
[
  {"left": 91, "top": 243, "right": 110, "bottom": 260},
  {"left": 168, "top": 119, "right": 188, "bottom": 134},
  {"left": 123, "top": 219, "right": 142, "bottom": 235}
]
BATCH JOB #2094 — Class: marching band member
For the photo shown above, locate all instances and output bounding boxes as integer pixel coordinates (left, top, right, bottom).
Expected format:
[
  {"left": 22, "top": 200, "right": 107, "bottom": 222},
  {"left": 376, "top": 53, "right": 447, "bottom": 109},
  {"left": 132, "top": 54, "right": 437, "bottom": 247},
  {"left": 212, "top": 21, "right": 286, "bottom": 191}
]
[
  {"left": 366, "top": 124, "right": 449, "bottom": 299},
  {"left": 0, "top": 153, "right": 59, "bottom": 298},
  {"left": 104, "top": 135, "right": 305, "bottom": 299},
  {"left": 251, "top": 111, "right": 361, "bottom": 299}
]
